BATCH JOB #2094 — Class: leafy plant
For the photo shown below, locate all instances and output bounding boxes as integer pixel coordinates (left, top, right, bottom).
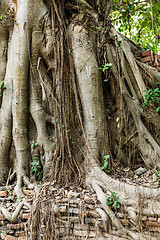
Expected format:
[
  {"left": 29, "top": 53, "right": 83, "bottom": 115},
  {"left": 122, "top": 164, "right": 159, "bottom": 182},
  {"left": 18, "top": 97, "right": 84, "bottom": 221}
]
[
  {"left": 99, "top": 63, "right": 112, "bottom": 82},
  {"left": 31, "top": 140, "right": 38, "bottom": 149},
  {"left": 100, "top": 155, "right": 110, "bottom": 173},
  {"left": 106, "top": 191, "right": 121, "bottom": 209},
  {"left": 142, "top": 86, "right": 160, "bottom": 112},
  {"left": 154, "top": 170, "right": 160, "bottom": 182},
  {"left": 8, "top": 189, "right": 14, "bottom": 200},
  {"left": 31, "top": 157, "right": 43, "bottom": 180},
  {"left": 99, "top": 63, "right": 112, "bottom": 72}
]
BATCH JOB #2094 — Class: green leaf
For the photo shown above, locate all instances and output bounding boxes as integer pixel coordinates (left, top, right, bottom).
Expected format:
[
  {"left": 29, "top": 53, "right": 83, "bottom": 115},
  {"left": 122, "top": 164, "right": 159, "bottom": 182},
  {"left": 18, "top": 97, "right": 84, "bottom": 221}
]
[
  {"left": 0, "top": 80, "right": 6, "bottom": 83},
  {"left": 103, "top": 160, "right": 108, "bottom": 169},
  {"left": 104, "top": 155, "right": 110, "bottom": 160},
  {"left": 145, "top": 7, "right": 151, "bottom": 14},
  {"left": 115, "top": 203, "right": 120, "bottom": 208},
  {"left": 148, "top": 22, "right": 152, "bottom": 30},
  {"left": 154, "top": 88, "right": 160, "bottom": 92},
  {"left": 104, "top": 63, "right": 112, "bottom": 67},
  {"left": 141, "top": 20, "right": 148, "bottom": 29},
  {"left": 0, "top": 16, "right": 2, "bottom": 20},
  {"left": 155, "top": 2, "right": 160, "bottom": 10},
  {"left": 153, "top": 5, "right": 159, "bottom": 16},
  {"left": 156, "top": 107, "right": 160, "bottom": 112},
  {"left": 1, "top": 85, "right": 6, "bottom": 90},
  {"left": 106, "top": 201, "right": 113, "bottom": 205}
]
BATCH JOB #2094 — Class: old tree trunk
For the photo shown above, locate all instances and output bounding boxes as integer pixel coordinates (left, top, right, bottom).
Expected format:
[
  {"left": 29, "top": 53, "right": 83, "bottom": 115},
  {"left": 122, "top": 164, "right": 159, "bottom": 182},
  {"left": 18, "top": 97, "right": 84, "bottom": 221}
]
[{"left": 1, "top": 0, "right": 160, "bottom": 239}]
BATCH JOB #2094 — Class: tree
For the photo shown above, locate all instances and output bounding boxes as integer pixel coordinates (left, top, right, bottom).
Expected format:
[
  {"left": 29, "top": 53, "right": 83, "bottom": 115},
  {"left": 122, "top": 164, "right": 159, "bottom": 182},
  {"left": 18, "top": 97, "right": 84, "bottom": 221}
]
[{"left": 0, "top": 0, "right": 160, "bottom": 238}]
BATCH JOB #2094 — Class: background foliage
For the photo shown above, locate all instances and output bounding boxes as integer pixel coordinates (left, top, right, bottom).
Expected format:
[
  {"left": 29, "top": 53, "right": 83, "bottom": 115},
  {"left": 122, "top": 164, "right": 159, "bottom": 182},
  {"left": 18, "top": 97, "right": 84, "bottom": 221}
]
[{"left": 111, "top": 0, "right": 160, "bottom": 53}]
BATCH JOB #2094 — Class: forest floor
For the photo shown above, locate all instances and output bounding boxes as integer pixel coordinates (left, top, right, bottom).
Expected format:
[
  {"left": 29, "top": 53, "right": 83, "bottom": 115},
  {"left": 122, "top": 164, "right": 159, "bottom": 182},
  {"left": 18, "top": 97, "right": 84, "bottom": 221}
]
[{"left": 113, "top": 165, "right": 160, "bottom": 188}]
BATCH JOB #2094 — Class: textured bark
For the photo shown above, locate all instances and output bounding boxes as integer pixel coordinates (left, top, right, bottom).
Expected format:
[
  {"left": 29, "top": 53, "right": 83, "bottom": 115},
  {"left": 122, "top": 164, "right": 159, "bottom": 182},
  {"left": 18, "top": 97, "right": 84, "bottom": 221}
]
[
  {"left": 69, "top": 24, "right": 109, "bottom": 162},
  {"left": 0, "top": 0, "right": 51, "bottom": 193}
]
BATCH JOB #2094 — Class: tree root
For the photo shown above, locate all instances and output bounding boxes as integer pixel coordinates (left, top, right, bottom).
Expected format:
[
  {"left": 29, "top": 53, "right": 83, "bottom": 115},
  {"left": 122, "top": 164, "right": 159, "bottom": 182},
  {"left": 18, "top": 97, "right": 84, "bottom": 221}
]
[
  {"left": 0, "top": 175, "right": 35, "bottom": 223},
  {"left": 96, "top": 208, "right": 109, "bottom": 232},
  {"left": 92, "top": 180, "right": 124, "bottom": 232},
  {"left": 86, "top": 161, "right": 160, "bottom": 237},
  {"left": 23, "top": 175, "right": 34, "bottom": 190},
  {"left": 1, "top": 200, "right": 30, "bottom": 223},
  {"left": 91, "top": 179, "right": 148, "bottom": 240}
]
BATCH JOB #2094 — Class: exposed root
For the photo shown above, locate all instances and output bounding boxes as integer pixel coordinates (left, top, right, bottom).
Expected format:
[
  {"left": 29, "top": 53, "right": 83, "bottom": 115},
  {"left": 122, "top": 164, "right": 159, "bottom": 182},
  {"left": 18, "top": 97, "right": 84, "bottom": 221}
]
[
  {"left": 23, "top": 175, "right": 34, "bottom": 190},
  {"left": 11, "top": 174, "right": 35, "bottom": 200},
  {"left": 91, "top": 179, "right": 148, "bottom": 240},
  {"left": 1, "top": 175, "right": 33, "bottom": 223},
  {"left": 92, "top": 180, "right": 125, "bottom": 232},
  {"left": 96, "top": 208, "right": 109, "bottom": 232},
  {"left": 1, "top": 200, "right": 30, "bottom": 223},
  {"left": 90, "top": 163, "right": 160, "bottom": 200},
  {"left": 14, "top": 184, "right": 24, "bottom": 200}
]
